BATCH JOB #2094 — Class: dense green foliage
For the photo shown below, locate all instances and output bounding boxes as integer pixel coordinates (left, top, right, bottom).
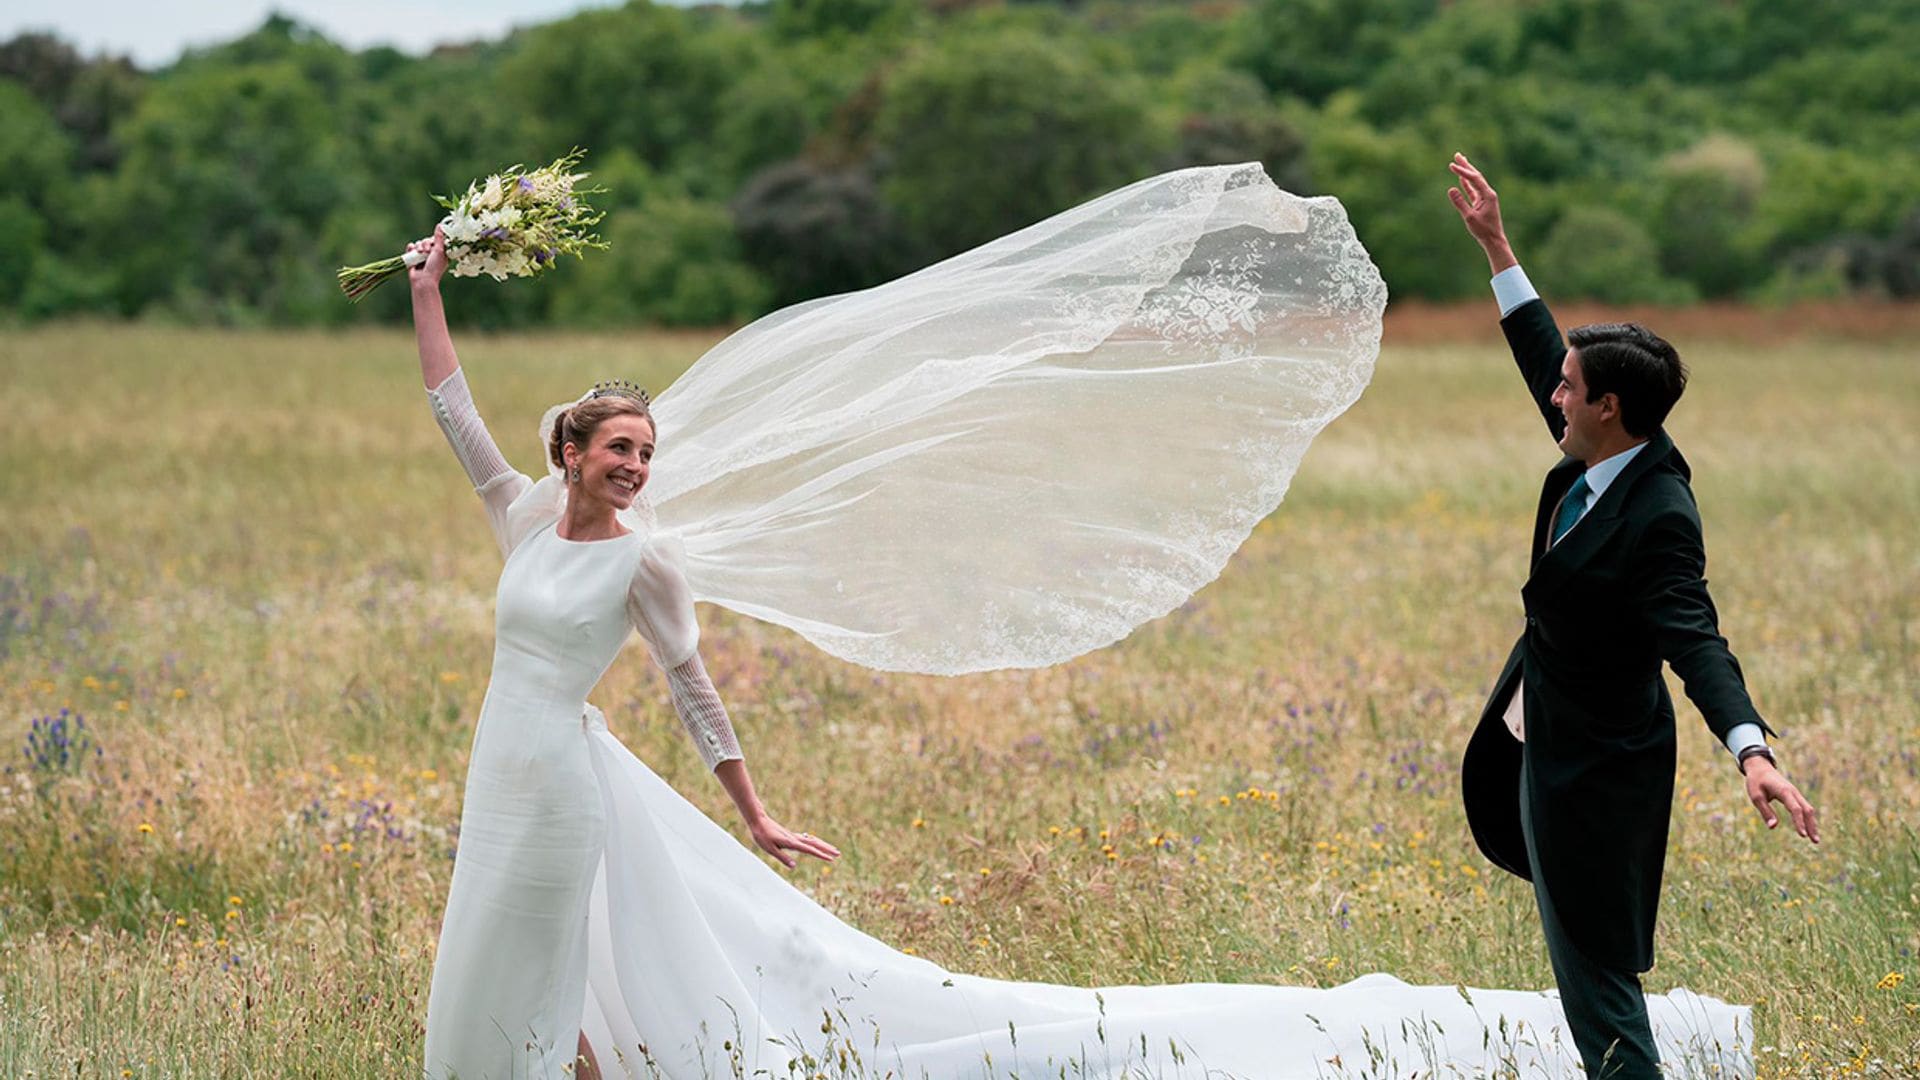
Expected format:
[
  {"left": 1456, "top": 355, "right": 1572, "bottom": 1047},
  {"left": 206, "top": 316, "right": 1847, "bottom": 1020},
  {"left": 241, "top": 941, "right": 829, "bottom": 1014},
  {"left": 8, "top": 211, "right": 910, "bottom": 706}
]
[{"left": 4, "top": 0, "right": 1917, "bottom": 326}]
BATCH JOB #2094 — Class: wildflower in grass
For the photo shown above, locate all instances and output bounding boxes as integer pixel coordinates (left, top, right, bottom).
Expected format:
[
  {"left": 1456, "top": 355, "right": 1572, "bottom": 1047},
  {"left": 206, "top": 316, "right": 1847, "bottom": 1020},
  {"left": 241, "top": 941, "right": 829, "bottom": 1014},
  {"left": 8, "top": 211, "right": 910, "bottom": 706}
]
[
  {"left": 137, "top": 822, "right": 153, "bottom": 834},
  {"left": 1878, "top": 972, "right": 1905, "bottom": 990},
  {"left": 939, "top": 896, "right": 955, "bottom": 906},
  {"left": 171, "top": 688, "right": 186, "bottom": 700},
  {"left": 911, "top": 818, "right": 925, "bottom": 829},
  {"left": 228, "top": 895, "right": 243, "bottom": 906},
  {"left": 439, "top": 671, "right": 462, "bottom": 684},
  {"left": 26, "top": 708, "right": 102, "bottom": 775},
  {"left": 978, "top": 868, "right": 991, "bottom": 877},
  {"left": 420, "top": 769, "right": 439, "bottom": 782}
]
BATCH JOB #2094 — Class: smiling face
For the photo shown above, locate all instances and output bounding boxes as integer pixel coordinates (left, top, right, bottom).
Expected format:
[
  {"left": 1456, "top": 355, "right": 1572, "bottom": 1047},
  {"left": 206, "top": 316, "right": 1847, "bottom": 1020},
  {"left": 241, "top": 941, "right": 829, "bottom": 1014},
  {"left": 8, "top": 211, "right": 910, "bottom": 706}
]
[
  {"left": 1550, "top": 348, "right": 1620, "bottom": 463},
  {"left": 564, "top": 415, "right": 655, "bottom": 511}
]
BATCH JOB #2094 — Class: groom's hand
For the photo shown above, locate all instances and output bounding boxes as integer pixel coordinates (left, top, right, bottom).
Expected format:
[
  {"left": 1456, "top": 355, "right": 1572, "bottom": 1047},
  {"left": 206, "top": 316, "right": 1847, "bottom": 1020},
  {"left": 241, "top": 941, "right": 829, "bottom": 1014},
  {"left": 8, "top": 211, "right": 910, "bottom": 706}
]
[
  {"left": 1743, "top": 757, "right": 1820, "bottom": 844},
  {"left": 1447, "top": 153, "right": 1518, "bottom": 275}
]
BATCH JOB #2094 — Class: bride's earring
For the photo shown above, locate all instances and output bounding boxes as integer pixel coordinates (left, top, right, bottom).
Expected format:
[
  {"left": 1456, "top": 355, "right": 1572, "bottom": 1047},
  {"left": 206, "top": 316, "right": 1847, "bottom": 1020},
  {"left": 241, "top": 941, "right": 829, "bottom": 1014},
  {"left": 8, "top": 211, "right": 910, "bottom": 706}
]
[{"left": 569, "top": 465, "right": 580, "bottom": 484}]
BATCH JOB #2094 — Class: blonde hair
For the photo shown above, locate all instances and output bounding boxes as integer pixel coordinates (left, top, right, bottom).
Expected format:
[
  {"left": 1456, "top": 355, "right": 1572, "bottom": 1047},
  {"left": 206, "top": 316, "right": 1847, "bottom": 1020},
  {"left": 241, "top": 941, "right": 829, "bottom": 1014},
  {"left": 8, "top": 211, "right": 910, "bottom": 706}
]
[{"left": 547, "top": 395, "right": 655, "bottom": 471}]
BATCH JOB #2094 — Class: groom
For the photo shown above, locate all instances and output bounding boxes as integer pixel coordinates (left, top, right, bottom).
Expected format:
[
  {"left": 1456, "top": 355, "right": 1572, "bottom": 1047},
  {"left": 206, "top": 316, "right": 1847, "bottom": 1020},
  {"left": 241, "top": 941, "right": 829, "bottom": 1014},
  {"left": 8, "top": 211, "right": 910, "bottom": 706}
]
[{"left": 1446, "top": 154, "right": 1819, "bottom": 1079}]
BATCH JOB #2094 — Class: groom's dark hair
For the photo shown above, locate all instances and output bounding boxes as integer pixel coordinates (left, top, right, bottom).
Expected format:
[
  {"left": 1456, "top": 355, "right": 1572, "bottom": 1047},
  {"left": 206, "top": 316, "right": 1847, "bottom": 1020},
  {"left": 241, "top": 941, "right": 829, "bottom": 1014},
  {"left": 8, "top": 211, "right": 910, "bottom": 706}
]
[{"left": 1567, "top": 323, "right": 1687, "bottom": 438}]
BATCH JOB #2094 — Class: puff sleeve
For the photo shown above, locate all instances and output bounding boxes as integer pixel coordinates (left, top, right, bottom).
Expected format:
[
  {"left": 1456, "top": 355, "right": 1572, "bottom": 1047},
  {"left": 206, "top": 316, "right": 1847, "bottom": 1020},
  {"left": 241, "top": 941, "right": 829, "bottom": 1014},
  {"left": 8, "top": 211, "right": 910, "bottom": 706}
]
[{"left": 628, "top": 534, "right": 743, "bottom": 771}]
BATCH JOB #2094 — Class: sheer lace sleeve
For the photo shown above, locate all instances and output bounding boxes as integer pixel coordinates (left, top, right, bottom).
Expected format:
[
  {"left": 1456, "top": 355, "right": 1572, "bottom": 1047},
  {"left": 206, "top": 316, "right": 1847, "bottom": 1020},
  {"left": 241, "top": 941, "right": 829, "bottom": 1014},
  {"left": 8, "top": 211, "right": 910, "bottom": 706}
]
[
  {"left": 662, "top": 652, "right": 743, "bottom": 772},
  {"left": 628, "top": 534, "right": 743, "bottom": 771},
  {"left": 427, "top": 368, "right": 538, "bottom": 557}
]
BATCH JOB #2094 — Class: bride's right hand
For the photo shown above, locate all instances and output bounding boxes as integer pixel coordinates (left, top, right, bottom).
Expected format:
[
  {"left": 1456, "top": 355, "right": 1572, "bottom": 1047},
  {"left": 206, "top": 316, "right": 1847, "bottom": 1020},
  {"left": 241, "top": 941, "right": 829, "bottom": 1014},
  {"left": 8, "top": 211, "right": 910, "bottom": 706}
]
[
  {"left": 748, "top": 813, "right": 841, "bottom": 869},
  {"left": 408, "top": 225, "right": 448, "bottom": 291}
]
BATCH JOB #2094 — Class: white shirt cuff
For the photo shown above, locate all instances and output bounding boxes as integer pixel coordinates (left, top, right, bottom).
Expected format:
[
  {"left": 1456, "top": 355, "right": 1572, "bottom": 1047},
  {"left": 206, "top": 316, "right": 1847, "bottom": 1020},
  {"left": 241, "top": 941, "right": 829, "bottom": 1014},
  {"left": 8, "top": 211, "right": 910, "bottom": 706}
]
[
  {"left": 1724, "top": 722, "right": 1766, "bottom": 757},
  {"left": 1491, "top": 264, "right": 1540, "bottom": 318}
]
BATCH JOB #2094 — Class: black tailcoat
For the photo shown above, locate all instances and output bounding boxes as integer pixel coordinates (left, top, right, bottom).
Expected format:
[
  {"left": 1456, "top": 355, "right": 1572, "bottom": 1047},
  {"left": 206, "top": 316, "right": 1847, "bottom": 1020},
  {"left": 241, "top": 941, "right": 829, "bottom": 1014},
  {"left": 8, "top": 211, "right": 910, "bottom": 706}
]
[{"left": 1461, "top": 298, "right": 1775, "bottom": 972}]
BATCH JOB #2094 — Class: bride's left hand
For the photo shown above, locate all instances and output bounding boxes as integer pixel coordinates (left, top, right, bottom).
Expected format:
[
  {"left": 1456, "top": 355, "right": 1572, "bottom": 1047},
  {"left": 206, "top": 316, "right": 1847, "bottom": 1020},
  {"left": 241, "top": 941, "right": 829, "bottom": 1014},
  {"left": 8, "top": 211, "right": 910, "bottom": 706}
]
[{"left": 748, "top": 814, "right": 841, "bottom": 869}]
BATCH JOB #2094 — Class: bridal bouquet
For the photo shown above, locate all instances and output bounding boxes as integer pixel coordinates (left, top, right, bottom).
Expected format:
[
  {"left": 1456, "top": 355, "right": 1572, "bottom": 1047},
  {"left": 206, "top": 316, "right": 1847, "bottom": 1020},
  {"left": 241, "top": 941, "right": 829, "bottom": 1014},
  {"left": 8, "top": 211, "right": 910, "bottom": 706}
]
[{"left": 336, "top": 148, "right": 609, "bottom": 301}]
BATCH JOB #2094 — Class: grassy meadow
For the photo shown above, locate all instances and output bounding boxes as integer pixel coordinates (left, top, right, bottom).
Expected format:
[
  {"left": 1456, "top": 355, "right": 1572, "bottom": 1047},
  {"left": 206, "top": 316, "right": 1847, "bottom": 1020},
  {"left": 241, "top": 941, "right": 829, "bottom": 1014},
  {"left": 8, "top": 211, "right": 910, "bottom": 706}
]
[{"left": 0, "top": 321, "right": 1914, "bottom": 1077}]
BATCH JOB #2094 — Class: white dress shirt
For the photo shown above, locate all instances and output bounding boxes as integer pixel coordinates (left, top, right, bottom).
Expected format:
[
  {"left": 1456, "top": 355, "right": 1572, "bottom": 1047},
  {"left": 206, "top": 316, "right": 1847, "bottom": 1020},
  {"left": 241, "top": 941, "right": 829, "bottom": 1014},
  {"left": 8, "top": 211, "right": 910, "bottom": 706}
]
[{"left": 1493, "top": 265, "right": 1766, "bottom": 758}]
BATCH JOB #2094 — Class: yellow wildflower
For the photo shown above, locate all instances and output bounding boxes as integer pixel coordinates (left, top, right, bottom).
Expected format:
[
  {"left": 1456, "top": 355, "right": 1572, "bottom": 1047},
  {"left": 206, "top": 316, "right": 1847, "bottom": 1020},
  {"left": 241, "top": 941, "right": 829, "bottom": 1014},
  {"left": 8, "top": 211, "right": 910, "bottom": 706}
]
[
  {"left": 137, "top": 822, "right": 154, "bottom": 834},
  {"left": 172, "top": 688, "right": 187, "bottom": 700},
  {"left": 911, "top": 818, "right": 925, "bottom": 829},
  {"left": 439, "top": 671, "right": 462, "bottom": 684},
  {"left": 1878, "top": 972, "right": 1905, "bottom": 990},
  {"left": 939, "top": 895, "right": 955, "bottom": 906}
]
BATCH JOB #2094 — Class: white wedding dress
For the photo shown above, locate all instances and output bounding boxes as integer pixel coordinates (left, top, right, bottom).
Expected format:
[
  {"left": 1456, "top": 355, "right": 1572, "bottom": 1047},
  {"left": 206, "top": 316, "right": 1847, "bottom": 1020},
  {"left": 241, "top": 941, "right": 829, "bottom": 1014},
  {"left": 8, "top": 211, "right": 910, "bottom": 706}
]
[{"left": 418, "top": 164, "right": 1755, "bottom": 1078}]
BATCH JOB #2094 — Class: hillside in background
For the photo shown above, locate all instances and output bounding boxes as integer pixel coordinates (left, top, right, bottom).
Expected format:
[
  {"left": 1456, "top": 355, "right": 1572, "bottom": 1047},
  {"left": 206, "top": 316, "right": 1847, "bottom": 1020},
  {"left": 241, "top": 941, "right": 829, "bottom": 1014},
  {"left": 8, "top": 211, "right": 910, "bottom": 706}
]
[{"left": 3, "top": 0, "right": 1917, "bottom": 327}]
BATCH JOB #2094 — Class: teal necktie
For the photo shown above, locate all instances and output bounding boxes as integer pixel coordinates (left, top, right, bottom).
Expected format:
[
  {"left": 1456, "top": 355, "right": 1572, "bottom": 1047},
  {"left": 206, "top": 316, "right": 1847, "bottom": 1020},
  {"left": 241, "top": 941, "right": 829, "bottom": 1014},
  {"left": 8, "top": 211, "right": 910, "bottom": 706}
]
[{"left": 1551, "top": 473, "right": 1591, "bottom": 546}]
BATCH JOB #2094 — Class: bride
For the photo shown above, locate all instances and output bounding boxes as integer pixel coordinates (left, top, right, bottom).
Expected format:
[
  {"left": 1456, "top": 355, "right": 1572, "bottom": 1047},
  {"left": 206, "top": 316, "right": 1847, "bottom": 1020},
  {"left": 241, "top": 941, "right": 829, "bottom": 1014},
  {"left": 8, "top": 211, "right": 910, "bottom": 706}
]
[{"left": 407, "top": 164, "right": 1753, "bottom": 1078}]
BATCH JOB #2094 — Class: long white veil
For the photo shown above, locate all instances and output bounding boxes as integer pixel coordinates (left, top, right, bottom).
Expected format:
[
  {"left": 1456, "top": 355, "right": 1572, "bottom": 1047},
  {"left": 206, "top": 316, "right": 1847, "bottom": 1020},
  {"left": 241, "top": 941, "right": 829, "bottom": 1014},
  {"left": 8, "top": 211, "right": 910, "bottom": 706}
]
[{"left": 631, "top": 162, "right": 1386, "bottom": 675}]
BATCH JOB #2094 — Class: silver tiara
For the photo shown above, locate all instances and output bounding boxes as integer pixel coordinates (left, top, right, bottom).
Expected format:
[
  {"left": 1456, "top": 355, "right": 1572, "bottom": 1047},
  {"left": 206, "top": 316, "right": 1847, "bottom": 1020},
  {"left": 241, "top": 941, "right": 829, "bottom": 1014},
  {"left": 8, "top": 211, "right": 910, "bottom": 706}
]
[{"left": 587, "top": 379, "right": 651, "bottom": 407}]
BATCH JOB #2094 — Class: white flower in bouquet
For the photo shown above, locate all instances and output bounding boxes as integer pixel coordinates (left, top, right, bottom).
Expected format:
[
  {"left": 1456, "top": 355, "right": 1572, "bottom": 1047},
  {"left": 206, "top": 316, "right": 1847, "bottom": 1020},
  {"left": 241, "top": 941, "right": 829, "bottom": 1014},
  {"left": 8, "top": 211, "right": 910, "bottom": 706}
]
[{"left": 337, "top": 148, "right": 609, "bottom": 302}]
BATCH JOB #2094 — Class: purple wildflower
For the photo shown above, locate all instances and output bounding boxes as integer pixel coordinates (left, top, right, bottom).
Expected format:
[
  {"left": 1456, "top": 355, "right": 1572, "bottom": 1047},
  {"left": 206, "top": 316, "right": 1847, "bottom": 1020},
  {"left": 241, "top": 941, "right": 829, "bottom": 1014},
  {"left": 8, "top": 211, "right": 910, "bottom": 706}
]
[{"left": 518, "top": 176, "right": 535, "bottom": 193}]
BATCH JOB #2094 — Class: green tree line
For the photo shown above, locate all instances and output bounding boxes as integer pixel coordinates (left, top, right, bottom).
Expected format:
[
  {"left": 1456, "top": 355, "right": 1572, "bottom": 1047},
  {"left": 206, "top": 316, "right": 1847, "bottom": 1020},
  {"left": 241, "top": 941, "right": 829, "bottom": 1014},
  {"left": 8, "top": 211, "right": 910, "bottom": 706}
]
[{"left": 3, "top": 0, "right": 1917, "bottom": 327}]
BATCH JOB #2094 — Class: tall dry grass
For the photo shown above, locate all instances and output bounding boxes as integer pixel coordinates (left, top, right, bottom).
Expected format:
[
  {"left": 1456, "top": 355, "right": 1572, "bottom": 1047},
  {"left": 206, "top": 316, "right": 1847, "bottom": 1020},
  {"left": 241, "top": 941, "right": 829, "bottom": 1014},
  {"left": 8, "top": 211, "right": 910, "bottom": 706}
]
[{"left": 0, "top": 321, "right": 1914, "bottom": 1077}]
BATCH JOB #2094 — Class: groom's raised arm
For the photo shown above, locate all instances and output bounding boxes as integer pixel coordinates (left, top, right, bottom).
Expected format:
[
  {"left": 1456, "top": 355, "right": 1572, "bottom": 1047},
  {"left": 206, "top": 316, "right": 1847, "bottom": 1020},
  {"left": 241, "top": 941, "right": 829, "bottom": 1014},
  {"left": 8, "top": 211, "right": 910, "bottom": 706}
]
[{"left": 1447, "top": 153, "right": 1566, "bottom": 443}]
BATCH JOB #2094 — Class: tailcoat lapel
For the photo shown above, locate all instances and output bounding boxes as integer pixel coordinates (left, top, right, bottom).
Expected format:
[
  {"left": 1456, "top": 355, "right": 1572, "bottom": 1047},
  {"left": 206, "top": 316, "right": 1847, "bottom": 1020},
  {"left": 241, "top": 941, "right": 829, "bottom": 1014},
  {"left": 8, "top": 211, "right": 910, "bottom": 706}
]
[{"left": 1522, "top": 431, "right": 1677, "bottom": 602}]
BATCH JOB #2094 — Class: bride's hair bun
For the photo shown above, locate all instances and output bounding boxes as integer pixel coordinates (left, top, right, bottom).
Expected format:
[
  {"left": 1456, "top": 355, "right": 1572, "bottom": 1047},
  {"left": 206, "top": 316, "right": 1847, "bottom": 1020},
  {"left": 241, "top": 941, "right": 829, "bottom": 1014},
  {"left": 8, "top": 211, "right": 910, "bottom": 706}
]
[{"left": 548, "top": 395, "right": 654, "bottom": 471}]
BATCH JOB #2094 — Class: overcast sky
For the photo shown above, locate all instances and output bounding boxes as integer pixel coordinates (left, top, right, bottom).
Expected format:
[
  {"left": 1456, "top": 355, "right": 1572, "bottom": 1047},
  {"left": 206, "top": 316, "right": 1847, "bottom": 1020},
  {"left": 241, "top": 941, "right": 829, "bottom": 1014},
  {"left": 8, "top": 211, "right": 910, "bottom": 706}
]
[{"left": 1, "top": 1, "right": 712, "bottom": 68}]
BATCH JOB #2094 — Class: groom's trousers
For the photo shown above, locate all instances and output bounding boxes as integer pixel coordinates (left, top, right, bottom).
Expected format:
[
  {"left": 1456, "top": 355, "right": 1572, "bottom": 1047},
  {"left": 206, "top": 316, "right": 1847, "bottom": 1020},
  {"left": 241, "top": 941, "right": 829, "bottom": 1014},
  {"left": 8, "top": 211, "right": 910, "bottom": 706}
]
[{"left": 1518, "top": 759, "right": 1662, "bottom": 1080}]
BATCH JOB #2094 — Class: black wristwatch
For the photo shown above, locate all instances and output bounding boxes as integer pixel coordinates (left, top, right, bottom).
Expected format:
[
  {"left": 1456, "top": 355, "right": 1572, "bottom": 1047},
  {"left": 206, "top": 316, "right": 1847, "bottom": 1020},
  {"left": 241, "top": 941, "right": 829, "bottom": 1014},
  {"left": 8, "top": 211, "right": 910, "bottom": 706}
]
[{"left": 1737, "top": 744, "right": 1777, "bottom": 775}]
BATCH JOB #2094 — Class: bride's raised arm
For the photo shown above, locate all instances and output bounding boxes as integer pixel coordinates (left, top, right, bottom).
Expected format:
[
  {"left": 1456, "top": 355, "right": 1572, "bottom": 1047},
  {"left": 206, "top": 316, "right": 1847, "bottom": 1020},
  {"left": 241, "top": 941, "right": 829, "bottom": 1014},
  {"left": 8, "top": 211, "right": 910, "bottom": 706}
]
[
  {"left": 409, "top": 226, "right": 533, "bottom": 554},
  {"left": 628, "top": 536, "right": 840, "bottom": 870}
]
